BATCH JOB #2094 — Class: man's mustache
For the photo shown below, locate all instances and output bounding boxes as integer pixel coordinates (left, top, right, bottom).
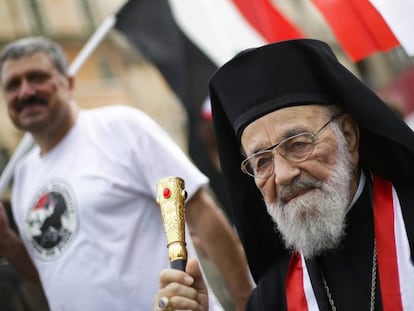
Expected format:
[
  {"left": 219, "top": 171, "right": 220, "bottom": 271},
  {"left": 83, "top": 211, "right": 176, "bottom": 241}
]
[{"left": 15, "top": 95, "right": 48, "bottom": 112}]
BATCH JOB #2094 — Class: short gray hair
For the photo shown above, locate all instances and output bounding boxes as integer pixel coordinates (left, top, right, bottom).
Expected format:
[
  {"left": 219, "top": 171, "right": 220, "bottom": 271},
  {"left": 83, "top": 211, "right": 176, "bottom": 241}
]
[{"left": 0, "top": 36, "right": 68, "bottom": 76}]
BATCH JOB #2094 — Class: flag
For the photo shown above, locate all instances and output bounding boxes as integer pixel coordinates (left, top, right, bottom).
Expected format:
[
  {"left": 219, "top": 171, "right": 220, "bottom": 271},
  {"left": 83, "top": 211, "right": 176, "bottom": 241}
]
[
  {"left": 369, "top": 0, "right": 414, "bottom": 55},
  {"left": 114, "top": 0, "right": 302, "bottom": 217},
  {"left": 312, "top": 0, "right": 400, "bottom": 61},
  {"left": 231, "top": 0, "right": 303, "bottom": 42},
  {"left": 165, "top": 0, "right": 303, "bottom": 67},
  {"left": 114, "top": 0, "right": 303, "bottom": 120},
  {"left": 115, "top": 0, "right": 214, "bottom": 120}
]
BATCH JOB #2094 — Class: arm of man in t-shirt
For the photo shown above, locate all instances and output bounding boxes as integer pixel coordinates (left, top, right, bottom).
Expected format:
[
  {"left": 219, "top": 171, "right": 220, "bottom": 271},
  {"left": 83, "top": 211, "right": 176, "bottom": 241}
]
[{"left": 186, "top": 187, "right": 253, "bottom": 311}]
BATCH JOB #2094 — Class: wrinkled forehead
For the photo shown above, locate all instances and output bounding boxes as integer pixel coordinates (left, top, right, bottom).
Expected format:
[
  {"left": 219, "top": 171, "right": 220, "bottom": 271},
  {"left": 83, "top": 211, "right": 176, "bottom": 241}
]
[{"left": 240, "top": 104, "right": 330, "bottom": 153}]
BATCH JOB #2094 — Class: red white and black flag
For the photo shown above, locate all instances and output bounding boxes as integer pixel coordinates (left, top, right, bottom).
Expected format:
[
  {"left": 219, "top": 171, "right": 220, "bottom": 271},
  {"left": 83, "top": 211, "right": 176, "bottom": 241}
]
[
  {"left": 114, "top": 0, "right": 302, "bottom": 214},
  {"left": 114, "top": 0, "right": 302, "bottom": 120}
]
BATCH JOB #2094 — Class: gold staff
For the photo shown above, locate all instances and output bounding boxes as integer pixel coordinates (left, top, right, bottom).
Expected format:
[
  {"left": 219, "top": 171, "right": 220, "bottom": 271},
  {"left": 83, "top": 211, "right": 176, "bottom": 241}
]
[{"left": 156, "top": 176, "right": 187, "bottom": 271}]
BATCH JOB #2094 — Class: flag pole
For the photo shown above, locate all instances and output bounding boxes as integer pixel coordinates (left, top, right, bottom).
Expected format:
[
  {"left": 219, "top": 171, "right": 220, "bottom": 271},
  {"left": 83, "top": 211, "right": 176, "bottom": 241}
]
[
  {"left": 67, "top": 16, "right": 116, "bottom": 76},
  {"left": 0, "top": 15, "right": 117, "bottom": 197}
]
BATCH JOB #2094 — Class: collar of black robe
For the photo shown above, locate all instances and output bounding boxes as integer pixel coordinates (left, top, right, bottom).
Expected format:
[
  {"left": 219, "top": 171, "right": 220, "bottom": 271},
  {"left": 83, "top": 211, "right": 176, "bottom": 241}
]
[{"left": 209, "top": 38, "right": 414, "bottom": 283}]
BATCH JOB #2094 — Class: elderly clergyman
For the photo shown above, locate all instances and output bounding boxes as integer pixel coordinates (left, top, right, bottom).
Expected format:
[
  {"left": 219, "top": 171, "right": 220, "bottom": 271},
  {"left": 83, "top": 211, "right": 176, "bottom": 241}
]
[{"left": 153, "top": 39, "right": 414, "bottom": 311}]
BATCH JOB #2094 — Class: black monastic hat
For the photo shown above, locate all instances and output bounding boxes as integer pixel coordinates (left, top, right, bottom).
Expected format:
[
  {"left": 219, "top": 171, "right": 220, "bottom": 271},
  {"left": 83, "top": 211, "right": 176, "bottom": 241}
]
[{"left": 209, "top": 39, "right": 414, "bottom": 282}]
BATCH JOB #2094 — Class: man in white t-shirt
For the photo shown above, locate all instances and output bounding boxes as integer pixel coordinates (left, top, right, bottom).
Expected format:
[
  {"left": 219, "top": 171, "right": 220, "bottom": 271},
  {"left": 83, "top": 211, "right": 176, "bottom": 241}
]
[{"left": 0, "top": 36, "right": 253, "bottom": 311}]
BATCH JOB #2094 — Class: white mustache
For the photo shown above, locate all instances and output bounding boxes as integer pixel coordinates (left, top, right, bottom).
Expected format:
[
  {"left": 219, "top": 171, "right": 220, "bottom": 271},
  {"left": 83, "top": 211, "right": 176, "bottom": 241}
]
[{"left": 278, "top": 176, "right": 322, "bottom": 203}]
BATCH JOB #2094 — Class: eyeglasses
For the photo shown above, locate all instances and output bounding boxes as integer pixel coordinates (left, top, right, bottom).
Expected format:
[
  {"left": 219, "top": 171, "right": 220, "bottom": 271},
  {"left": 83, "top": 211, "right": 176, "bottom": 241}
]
[{"left": 241, "top": 115, "right": 339, "bottom": 178}]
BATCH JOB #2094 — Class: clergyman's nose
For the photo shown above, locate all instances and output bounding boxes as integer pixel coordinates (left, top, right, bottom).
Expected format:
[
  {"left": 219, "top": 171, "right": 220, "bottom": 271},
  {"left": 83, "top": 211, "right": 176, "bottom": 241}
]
[{"left": 273, "top": 153, "right": 300, "bottom": 186}]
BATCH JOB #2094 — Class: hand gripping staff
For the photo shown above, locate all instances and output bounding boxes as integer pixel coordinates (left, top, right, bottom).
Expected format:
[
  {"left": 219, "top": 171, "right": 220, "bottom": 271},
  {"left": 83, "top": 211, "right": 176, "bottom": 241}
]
[{"left": 156, "top": 176, "right": 188, "bottom": 271}]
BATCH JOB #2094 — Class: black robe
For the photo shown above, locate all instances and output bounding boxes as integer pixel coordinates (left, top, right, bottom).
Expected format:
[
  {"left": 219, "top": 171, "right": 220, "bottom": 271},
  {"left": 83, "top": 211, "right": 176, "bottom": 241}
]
[
  {"left": 246, "top": 177, "right": 414, "bottom": 311},
  {"left": 208, "top": 39, "right": 414, "bottom": 309}
]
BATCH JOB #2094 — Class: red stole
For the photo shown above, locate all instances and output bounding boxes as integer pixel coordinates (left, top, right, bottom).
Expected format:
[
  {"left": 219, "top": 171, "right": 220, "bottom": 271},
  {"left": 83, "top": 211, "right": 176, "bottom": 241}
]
[{"left": 372, "top": 176, "right": 403, "bottom": 311}]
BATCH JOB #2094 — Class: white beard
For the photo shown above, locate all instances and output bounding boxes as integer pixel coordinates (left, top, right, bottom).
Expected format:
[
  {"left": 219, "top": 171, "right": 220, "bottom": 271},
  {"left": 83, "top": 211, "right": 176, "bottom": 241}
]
[{"left": 265, "top": 123, "right": 353, "bottom": 258}]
